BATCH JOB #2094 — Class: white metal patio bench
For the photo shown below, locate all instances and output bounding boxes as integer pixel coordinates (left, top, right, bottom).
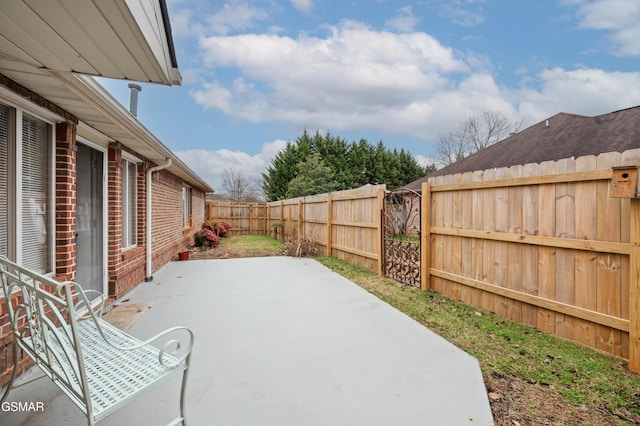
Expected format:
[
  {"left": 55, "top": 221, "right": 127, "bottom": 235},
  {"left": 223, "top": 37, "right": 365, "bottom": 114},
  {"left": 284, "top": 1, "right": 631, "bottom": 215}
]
[{"left": 0, "top": 256, "right": 194, "bottom": 425}]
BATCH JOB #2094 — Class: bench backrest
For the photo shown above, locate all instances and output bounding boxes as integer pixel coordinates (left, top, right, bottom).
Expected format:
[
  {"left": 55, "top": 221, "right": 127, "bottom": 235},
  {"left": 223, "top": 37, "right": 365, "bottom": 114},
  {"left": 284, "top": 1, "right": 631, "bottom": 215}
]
[{"left": 0, "top": 256, "right": 93, "bottom": 412}]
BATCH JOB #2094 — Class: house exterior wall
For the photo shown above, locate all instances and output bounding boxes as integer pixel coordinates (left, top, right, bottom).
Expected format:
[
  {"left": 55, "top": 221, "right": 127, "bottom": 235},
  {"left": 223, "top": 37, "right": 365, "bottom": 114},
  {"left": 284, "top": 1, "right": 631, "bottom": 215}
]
[
  {"left": 54, "top": 123, "right": 77, "bottom": 282},
  {"left": 0, "top": 75, "right": 207, "bottom": 387},
  {"left": 107, "top": 144, "right": 148, "bottom": 299},
  {"left": 150, "top": 169, "right": 192, "bottom": 270}
]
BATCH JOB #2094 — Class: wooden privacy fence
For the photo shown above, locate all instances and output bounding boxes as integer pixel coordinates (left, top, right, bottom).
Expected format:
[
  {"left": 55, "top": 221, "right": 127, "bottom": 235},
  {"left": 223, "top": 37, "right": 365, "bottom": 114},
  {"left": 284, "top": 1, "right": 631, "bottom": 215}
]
[
  {"left": 205, "top": 202, "right": 268, "bottom": 235},
  {"left": 207, "top": 185, "right": 386, "bottom": 273},
  {"left": 421, "top": 150, "right": 640, "bottom": 373},
  {"left": 267, "top": 185, "right": 385, "bottom": 273}
]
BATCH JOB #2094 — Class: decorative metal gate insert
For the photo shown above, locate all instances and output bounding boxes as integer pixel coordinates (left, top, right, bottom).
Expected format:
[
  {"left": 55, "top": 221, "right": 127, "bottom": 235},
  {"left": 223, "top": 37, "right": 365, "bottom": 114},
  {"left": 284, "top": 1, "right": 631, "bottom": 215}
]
[{"left": 382, "top": 190, "right": 421, "bottom": 287}]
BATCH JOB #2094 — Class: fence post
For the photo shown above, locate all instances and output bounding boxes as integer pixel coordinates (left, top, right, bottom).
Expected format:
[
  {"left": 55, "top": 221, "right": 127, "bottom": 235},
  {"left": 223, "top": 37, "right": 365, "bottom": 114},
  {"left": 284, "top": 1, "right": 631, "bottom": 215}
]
[
  {"left": 630, "top": 198, "right": 640, "bottom": 374},
  {"left": 249, "top": 204, "right": 254, "bottom": 235},
  {"left": 376, "top": 187, "right": 385, "bottom": 276},
  {"left": 263, "top": 205, "right": 267, "bottom": 235},
  {"left": 421, "top": 182, "right": 431, "bottom": 291},
  {"left": 326, "top": 194, "right": 333, "bottom": 257},
  {"left": 298, "top": 199, "right": 303, "bottom": 239},
  {"left": 267, "top": 204, "right": 271, "bottom": 237},
  {"left": 280, "top": 201, "right": 285, "bottom": 241}
]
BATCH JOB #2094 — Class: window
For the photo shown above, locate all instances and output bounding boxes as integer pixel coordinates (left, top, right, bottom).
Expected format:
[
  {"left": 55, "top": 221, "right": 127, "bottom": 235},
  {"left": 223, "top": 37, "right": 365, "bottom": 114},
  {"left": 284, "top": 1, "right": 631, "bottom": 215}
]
[
  {"left": 182, "top": 186, "right": 191, "bottom": 228},
  {"left": 22, "top": 114, "right": 52, "bottom": 273},
  {"left": 0, "top": 102, "right": 53, "bottom": 274},
  {"left": 121, "top": 159, "right": 137, "bottom": 248}
]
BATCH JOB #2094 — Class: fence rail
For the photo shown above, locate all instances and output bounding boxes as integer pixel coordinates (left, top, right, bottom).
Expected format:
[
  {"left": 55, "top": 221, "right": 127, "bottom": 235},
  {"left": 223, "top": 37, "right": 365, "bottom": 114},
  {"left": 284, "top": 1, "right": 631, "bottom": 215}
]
[
  {"left": 207, "top": 185, "right": 386, "bottom": 272},
  {"left": 422, "top": 149, "right": 640, "bottom": 373}
]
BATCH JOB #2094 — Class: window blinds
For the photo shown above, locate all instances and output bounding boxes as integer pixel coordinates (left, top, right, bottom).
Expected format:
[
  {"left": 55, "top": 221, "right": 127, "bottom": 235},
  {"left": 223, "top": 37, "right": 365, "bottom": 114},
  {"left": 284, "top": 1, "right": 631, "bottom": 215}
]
[
  {"left": 0, "top": 105, "right": 8, "bottom": 258},
  {"left": 21, "top": 113, "right": 51, "bottom": 274}
]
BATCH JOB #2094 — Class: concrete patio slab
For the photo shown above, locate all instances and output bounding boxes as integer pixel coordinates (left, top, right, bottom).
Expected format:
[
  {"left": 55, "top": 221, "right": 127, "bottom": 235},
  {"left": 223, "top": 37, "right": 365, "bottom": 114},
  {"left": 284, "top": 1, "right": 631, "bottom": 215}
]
[{"left": 2, "top": 257, "right": 493, "bottom": 425}]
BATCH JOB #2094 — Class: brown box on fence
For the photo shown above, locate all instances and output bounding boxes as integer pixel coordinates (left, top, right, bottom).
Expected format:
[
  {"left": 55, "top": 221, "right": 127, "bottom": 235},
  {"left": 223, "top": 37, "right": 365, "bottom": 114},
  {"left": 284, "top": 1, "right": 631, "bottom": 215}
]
[{"left": 610, "top": 166, "right": 639, "bottom": 198}]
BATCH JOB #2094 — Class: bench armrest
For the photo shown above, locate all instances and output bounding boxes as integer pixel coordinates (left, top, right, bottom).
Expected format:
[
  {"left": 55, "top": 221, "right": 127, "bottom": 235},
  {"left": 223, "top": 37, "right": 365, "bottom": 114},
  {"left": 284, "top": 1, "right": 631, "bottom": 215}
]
[
  {"left": 73, "top": 288, "right": 106, "bottom": 318},
  {"left": 135, "top": 325, "right": 194, "bottom": 367},
  {"left": 70, "top": 282, "right": 194, "bottom": 367}
]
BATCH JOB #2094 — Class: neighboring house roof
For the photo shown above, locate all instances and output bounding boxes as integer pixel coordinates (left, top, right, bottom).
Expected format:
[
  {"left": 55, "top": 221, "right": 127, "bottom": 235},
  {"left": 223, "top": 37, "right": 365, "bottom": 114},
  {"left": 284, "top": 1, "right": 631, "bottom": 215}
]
[
  {"left": 400, "top": 105, "right": 640, "bottom": 192},
  {"left": 0, "top": 0, "right": 181, "bottom": 85},
  {"left": 0, "top": 0, "right": 213, "bottom": 193}
]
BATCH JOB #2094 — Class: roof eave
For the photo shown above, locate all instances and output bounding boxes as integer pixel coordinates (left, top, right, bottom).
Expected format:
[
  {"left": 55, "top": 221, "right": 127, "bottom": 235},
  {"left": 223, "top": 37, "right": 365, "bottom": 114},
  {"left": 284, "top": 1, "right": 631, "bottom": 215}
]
[{"left": 55, "top": 73, "right": 211, "bottom": 192}]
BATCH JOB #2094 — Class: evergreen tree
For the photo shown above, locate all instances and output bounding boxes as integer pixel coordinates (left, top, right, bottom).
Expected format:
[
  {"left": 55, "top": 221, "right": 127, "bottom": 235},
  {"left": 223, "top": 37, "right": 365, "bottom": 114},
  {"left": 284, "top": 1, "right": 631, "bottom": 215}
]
[
  {"left": 285, "top": 153, "right": 339, "bottom": 198},
  {"left": 261, "top": 131, "right": 434, "bottom": 200}
]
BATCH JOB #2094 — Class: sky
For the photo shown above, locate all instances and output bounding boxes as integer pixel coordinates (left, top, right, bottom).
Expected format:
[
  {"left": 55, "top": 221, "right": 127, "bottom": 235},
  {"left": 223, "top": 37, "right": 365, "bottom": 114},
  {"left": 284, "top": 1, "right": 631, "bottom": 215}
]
[{"left": 99, "top": 0, "right": 640, "bottom": 194}]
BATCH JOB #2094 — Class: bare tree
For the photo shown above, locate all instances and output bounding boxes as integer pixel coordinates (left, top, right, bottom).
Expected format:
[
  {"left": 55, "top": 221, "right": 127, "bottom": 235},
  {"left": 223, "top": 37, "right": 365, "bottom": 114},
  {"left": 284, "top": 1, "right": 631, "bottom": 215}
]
[
  {"left": 436, "top": 110, "right": 525, "bottom": 166},
  {"left": 435, "top": 127, "right": 470, "bottom": 167},
  {"left": 221, "top": 168, "right": 255, "bottom": 202}
]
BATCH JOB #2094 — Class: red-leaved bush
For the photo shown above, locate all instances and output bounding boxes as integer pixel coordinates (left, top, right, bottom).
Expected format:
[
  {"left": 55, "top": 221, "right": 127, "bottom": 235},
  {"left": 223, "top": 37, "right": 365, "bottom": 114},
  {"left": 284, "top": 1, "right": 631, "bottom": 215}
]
[{"left": 194, "top": 220, "right": 222, "bottom": 248}]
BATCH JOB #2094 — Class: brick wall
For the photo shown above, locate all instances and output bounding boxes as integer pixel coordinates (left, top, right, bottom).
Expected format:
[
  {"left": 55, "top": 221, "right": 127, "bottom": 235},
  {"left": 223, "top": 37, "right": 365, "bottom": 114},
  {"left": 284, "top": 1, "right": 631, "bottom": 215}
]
[
  {"left": 0, "top": 292, "right": 34, "bottom": 387},
  {"left": 54, "top": 122, "right": 77, "bottom": 282},
  {"left": 150, "top": 169, "right": 192, "bottom": 269}
]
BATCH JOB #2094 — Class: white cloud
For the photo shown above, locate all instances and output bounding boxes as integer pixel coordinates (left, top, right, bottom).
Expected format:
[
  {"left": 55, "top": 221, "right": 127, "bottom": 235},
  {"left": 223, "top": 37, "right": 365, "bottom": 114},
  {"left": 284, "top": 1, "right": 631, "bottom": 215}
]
[
  {"left": 175, "top": 140, "right": 288, "bottom": 192},
  {"left": 414, "top": 154, "right": 437, "bottom": 168},
  {"left": 192, "top": 21, "right": 478, "bottom": 140},
  {"left": 186, "top": 11, "right": 640, "bottom": 150},
  {"left": 291, "top": 0, "right": 314, "bottom": 14},
  {"left": 514, "top": 67, "right": 640, "bottom": 122},
  {"left": 438, "top": 0, "right": 486, "bottom": 27},
  {"left": 386, "top": 6, "right": 419, "bottom": 33},
  {"left": 171, "top": 9, "right": 195, "bottom": 37},
  {"left": 206, "top": 1, "right": 269, "bottom": 36},
  {"left": 572, "top": 0, "right": 640, "bottom": 56}
]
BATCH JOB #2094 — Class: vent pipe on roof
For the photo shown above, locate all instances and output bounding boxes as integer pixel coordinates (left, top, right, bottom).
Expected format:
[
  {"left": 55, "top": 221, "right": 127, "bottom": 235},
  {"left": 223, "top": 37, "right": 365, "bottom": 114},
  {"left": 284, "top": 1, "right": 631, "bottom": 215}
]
[
  {"left": 545, "top": 119, "right": 549, "bottom": 128},
  {"left": 128, "top": 84, "right": 142, "bottom": 117}
]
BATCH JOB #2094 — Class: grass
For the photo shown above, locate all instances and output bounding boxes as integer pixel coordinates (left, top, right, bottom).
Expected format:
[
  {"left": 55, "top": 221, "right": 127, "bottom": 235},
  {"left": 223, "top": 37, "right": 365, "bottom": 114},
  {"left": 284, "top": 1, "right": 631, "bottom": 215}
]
[
  {"left": 221, "top": 234, "right": 283, "bottom": 255},
  {"left": 190, "top": 234, "right": 283, "bottom": 259},
  {"left": 316, "top": 255, "right": 640, "bottom": 426},
  {"left": 198, "top": 236, "right": 640, "bottom": 424}
]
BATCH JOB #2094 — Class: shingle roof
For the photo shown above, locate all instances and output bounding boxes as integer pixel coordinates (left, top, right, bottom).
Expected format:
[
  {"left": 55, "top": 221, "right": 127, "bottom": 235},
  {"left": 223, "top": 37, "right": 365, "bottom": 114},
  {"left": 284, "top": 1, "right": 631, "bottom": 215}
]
[{"left": 401, "top": 105, "right": 640, "bottom": 192}]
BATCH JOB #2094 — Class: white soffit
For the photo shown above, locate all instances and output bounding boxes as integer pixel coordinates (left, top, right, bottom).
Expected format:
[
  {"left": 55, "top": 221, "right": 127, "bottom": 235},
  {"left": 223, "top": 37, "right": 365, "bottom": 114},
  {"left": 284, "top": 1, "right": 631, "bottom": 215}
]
[{"left": 0, "top": 0, "right": 181, "bottom": 86}]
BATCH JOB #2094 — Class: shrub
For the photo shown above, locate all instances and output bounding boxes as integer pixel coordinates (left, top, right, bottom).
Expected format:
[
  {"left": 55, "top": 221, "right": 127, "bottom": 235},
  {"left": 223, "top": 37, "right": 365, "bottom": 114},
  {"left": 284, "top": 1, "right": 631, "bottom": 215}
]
[
  {"left": 212, "top": 220, "right": 231, "bottom": 237},
  {"left": 202, "top": 228, "right": 220, "bottom": 247},
  {"left": 195, "top": 221, "right": 221, "bottom": 248},
  {"left": 193, "top": 231, "right": 207, "bottom": 247},
  {"left": 280, "top": 237, "right": 320, "bottom": 258}
]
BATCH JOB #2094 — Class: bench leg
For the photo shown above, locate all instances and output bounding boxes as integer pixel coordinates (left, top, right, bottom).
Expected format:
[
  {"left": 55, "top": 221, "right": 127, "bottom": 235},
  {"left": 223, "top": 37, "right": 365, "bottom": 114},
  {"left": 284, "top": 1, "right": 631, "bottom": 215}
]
[
  {"left": 179, "top": 364, "right": 190, "bottom": 425},
  {"left": 0, "top": 341, "right": 20, "bottom": 404}
]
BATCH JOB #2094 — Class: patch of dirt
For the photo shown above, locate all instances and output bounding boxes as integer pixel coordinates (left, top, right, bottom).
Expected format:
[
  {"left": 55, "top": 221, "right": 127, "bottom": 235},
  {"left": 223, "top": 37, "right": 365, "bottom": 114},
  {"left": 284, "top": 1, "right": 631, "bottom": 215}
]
[{"left": 485, "top": 372, "right": 632, "bottom": 425}]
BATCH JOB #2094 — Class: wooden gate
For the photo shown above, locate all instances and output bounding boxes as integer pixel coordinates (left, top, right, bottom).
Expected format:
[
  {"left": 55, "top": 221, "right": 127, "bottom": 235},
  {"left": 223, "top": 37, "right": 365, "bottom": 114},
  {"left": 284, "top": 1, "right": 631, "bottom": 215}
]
[{"left": 383, "top": 190, "right": 421, "bottom": 287}]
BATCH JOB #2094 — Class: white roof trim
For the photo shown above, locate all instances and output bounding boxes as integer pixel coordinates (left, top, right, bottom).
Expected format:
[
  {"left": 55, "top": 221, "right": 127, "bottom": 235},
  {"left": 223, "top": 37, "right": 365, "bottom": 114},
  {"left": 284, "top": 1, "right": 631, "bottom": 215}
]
[
  {"left": 52, "top": 72, "right": 211, "bottom": 192},
  {"left": 0, "top": 0, "right": 181, "bottom": 86},
  {"left": 0, "top": 85, "right": 65, "bottom": 122}
]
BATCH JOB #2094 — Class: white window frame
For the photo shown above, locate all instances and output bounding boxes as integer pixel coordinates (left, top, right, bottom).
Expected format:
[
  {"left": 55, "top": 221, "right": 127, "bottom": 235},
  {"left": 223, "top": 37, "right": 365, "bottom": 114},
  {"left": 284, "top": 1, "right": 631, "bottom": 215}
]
[
  {"left": 0, "top": 96, "right": 57, "bottom": 275},
  {"left": 182, "top": 185, "right": 192, "bottom": 229},
  {"left": 121, "top": 156, "right": 138, "bottom": 250}
]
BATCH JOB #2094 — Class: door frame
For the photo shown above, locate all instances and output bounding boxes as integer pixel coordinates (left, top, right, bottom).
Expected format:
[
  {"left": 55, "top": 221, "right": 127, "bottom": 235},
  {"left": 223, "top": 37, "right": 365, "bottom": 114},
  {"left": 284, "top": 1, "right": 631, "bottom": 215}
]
[{"left": 76, "top": 136, "right": 108, "bottom": 296}]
